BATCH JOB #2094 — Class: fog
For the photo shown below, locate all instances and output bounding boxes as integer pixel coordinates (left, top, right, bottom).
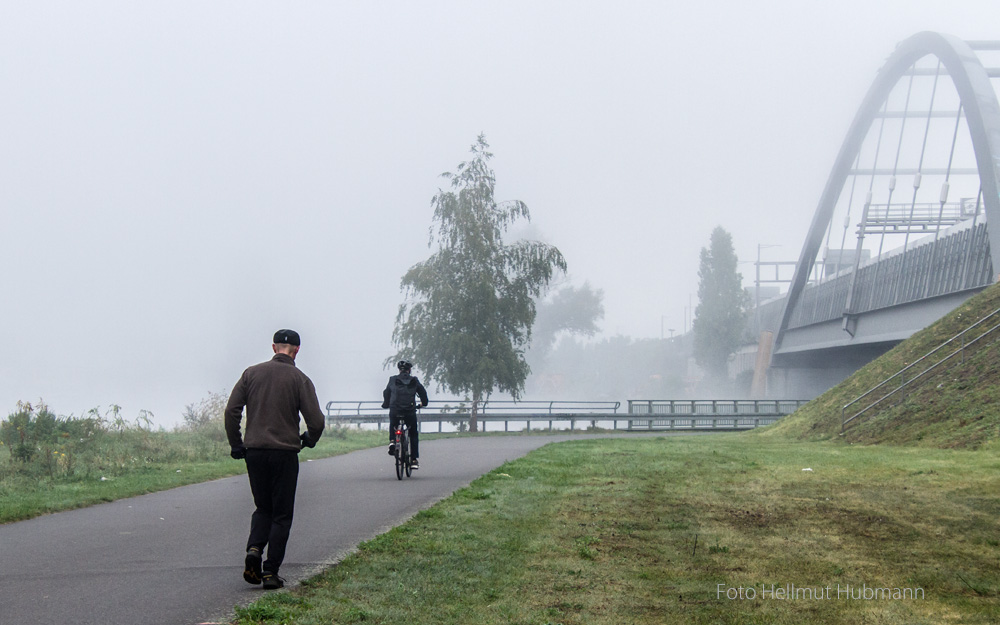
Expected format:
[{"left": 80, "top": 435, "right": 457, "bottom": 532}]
[{"left": 2, "top": 1, "right": 998, "bottom": 426}]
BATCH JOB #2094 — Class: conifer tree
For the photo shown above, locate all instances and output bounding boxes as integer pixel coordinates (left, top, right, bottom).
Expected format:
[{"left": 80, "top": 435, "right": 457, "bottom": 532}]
[{"left": 693, "top": 226, "right": 750, "bottom": 383}]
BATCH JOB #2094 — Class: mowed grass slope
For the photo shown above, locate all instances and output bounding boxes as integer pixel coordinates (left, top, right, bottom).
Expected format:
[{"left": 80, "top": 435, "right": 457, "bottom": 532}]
[
  {"left": 759, "top": 281, "right": 1000, "bottom": 449},
  {"left": 234, "top": 436, "right": 1000, "bottom": 625}
]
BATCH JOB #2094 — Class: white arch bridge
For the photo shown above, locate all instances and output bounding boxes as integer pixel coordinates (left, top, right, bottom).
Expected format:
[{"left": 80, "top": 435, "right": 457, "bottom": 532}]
[{"left": 742, "top": 32, "right": 1000, "bottom": 398}]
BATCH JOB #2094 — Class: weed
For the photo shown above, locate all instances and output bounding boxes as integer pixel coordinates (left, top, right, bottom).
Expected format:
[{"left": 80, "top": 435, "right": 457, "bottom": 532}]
[
  {"left": 575, "top": 536, "right": 600, "bottom": 560},
  {"left": 233, "top": 592, "right": 308, "bottom": 622},
  {"left": 341, "top": 605, "right": 371, "bottom": 622}
]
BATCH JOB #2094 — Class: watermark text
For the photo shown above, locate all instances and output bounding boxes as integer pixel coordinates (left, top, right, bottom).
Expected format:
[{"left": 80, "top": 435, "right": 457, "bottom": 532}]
[{"left": 716, "top": 583, "right": 924, "bottom": 601}]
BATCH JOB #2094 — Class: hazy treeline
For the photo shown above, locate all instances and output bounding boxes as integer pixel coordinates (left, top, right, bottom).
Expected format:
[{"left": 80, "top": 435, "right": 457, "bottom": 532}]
[{"left": 525, "top": 335, "right": 692, "bottom": 402}]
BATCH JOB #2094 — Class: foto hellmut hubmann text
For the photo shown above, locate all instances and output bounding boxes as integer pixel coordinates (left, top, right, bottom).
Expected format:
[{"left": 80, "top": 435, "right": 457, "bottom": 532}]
[{"left": 717, "top": 583, "right": 924, "bottom": 601}]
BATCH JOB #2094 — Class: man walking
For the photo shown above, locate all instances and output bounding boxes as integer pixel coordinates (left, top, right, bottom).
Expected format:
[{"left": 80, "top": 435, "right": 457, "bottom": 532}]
[{"left": 225, "top": 329, "right": 325, "bottom": 589}]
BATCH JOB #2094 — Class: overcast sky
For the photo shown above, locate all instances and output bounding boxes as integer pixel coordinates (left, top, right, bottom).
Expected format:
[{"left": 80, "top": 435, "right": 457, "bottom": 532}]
[{"left": 3, "top": 1, "right": 999, "bottom": 426}]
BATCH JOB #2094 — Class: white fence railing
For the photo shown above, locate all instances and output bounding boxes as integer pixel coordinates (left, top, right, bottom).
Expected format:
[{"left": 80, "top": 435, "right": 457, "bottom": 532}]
[
  {"left": 325, "top": 399, "right": 807, "bottom": 432},
  {"left": 627, "top": 399, "right": 808, "bottom": 415}
]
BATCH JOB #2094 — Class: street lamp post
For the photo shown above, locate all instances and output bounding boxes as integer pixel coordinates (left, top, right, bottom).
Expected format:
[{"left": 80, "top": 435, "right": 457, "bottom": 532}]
[{"left": 756, "top": 244, "right": 780, "bottom": 335}]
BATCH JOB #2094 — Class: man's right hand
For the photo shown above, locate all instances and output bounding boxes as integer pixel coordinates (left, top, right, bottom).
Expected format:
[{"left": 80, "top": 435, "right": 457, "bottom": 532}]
[{"left": 230, "top": 445, "right": 247, "bottom": 460}]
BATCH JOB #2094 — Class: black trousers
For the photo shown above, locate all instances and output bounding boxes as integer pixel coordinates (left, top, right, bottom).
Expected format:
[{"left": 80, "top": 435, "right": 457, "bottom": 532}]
[
  {"left": 245, "top": 448, "right": 299, "bottom": 574},
  {"left": 388, "top": 408, "right": 419, "bottom": 459}
]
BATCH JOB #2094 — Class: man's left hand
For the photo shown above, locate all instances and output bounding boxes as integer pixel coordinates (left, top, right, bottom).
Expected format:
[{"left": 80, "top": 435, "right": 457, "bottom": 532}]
[
  {"left": 300, "top": 432, "right": 316, "bottom": 449},
  {"left": 230, "top": 445, "right": 247, "bottom": 460}
]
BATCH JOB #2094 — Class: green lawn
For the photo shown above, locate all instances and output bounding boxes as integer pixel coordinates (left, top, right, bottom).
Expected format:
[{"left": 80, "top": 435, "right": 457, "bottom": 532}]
[{"left": 234, "top": 435, "right": 1000, "bottom": 625}]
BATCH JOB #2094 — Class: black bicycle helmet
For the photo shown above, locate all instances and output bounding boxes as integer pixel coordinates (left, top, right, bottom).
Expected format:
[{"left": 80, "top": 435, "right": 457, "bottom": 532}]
[{"left": 397, "top": 360, "right": 413, "bottom": 371}]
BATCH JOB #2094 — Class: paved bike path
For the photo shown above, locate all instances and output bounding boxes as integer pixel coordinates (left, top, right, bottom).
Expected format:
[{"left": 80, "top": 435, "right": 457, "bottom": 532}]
[{"left": 0, "top": 433, "right": 687, "bottom": 625}]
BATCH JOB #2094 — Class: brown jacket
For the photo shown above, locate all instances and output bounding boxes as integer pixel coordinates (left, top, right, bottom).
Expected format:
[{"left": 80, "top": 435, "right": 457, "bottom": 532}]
[{"left": 224, "top": 353, "right": 325, "bottom": 452}]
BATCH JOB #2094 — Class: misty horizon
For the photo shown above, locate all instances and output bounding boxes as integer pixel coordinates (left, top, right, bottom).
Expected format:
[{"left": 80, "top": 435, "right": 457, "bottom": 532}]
[{"left": 3, "top": 1, "right": 999, "bottom": 427}]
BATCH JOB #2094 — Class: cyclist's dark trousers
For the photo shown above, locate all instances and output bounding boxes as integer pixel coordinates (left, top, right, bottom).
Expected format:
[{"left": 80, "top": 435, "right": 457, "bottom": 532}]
[
  {"left": 245, "top": 448, "right": 299, "bottom": 574},
  {"left": 389, "top": 408, "right": 419, "bottom": 459}
]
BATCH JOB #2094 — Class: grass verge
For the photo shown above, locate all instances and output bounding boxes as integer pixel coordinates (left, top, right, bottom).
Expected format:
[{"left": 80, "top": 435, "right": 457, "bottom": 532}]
[
  {"left": 0, "top": 428, "right": 386, "bottom": 524},
  {"left": 233, "top": 435, "right": 1000, "bottom": 625}
]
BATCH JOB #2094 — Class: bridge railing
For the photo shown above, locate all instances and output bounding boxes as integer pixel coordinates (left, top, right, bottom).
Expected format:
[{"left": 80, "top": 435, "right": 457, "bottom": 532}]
[
  {"left": 841, "top": 306, "right": 1000, "bottom": 431},
  {"left": 326, "top": 399, "right": 805, "bottom": 432},
  {"left": 779, "top": 223, "right": 993, "bottom": 333}
]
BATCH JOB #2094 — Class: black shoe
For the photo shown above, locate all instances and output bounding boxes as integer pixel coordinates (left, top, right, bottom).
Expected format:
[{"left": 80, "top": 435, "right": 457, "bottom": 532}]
[
  {"left": 388, "top": 444, "right": 395, "bottom": 455},
  {"left": 411, "top": 458, "right": 419, "bottom": 469},
  {"left": 243, "top": 547, "right": 262, "bottom": 584},
  {"left": 262, "top": 571, "right": 285, "bottom": 590}
]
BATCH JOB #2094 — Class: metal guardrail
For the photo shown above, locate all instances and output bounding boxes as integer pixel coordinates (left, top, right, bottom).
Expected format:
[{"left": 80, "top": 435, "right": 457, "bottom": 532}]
[
  {"left": 326, "top": 399, "right": 620, "bottom": 417},
  {"left": 841, "top": 306, "right": 1000, "bottom": 431},
  {"left": 625, "top": 399, "right": 807, "bottom": 432},
  {"left": 325, "top": 399, "right": 805, "bottom": 432},
  {"left": 627, "top": 399, "right": 808, "bottom": 415},
  {"left": 326, "top": 400, "right": 621, "bottom": 433},
  {"left": 625, "top": 416, "right": 784, "bottom": 430}
]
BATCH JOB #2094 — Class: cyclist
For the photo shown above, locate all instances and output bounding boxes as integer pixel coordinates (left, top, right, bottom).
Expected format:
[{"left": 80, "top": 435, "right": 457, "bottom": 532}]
[{"left": 381, "top": 360, "right": 429, "bottom": 468}]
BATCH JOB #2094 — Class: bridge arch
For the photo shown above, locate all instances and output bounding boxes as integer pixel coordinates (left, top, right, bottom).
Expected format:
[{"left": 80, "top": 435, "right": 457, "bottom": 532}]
[{"left": 773, "top": 31, "right": 1000, "bottom": 352}]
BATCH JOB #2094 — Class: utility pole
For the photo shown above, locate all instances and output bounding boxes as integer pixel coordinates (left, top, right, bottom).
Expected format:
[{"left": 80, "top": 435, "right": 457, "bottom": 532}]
[{"left": 756, "top": 244, "right": 780, "bottom": 335}]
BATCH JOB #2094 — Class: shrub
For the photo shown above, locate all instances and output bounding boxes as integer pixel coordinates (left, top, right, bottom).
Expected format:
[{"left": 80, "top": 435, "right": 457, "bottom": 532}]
[
  {"left": 1, "top": 402, "right": 62, "bottom": 463},
  {"left": 1, "top": 401, "right": 172, "bottom": 480},
  {"left": 181, "top": 391, "right": 228, "bottom": 442}
]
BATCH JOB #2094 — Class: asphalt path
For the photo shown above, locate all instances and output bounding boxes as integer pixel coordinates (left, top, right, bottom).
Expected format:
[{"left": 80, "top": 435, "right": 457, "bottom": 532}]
[{"left": 0, "top": 433, "right": 695, "bottom": 625}]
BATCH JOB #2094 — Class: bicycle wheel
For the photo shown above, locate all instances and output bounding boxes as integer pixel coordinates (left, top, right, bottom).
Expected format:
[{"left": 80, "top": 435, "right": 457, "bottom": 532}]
[
  {"left": 402, "top": 429, "right": 412, "bottom": 478},
  {"left": 394, "top": 432, "right": 404, "bottom": 480}
]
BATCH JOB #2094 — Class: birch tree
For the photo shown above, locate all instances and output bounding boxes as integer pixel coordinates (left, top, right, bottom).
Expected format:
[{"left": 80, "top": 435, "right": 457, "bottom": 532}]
[{"left": 390, "top": 135, "right": 566, "bottom": 431}]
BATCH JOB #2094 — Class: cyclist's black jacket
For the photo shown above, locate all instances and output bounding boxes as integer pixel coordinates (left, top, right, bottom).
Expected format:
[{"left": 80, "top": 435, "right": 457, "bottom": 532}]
[{"left": 382, "top": 373, "right": 429, "bottom": 409}]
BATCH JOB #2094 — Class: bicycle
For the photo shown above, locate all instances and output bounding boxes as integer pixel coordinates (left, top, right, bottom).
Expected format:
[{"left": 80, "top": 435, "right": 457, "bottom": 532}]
[{"left": 393, "top": 421, "right": 413, "bottom": 480}]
